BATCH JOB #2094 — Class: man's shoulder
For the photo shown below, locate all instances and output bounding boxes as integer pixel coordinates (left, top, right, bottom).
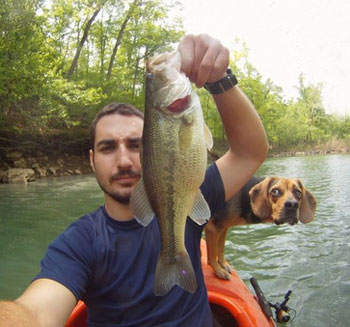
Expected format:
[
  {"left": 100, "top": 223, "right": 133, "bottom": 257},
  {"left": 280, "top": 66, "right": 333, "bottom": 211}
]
[
  {"left": 201, "top": 162, "right": 222, "bottom": 194},
  {"left": 201, "top": 162, "right": 226, "bottom": 215}
]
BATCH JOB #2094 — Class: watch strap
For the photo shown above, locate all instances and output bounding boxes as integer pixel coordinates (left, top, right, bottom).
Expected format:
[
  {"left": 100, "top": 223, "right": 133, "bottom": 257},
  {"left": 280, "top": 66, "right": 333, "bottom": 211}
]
[{"left": 204, "top": 69, "right": 238, "bottom": 94}]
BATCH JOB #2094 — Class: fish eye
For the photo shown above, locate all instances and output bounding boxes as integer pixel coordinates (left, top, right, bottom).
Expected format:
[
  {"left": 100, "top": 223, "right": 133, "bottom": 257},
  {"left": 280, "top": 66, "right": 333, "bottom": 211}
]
[
  {"left": 294, "top": 190, "right": 302, "bottom": 199},
  {"left": 271, "top": 188, "right": 281, "bottom": 197}
]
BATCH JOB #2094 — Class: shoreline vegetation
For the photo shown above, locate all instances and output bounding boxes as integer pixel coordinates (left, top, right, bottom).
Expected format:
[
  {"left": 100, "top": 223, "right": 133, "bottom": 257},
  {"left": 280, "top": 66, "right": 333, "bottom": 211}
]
[
  {"left": 2, "top": 2, "right": 350, "bottom": 183},
  {"left": 1, "top": 139, "right": 349, "bottom": 184}
]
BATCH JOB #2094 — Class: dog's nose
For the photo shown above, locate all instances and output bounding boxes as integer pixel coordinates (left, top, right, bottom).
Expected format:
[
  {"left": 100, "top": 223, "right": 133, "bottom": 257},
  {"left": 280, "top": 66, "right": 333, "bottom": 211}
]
[{"left": 285, "top": 200, "right": 299, "bottom": 209}]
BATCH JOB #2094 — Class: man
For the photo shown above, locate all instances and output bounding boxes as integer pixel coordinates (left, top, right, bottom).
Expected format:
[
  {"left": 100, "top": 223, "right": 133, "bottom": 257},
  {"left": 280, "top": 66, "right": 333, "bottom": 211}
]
[{"left": 0, "top": 34, "right": 268, "bottom": 327}]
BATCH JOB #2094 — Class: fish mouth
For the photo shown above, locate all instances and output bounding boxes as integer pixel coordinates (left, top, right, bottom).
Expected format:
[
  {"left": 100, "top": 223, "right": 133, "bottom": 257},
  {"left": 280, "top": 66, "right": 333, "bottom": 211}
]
[
  {"left": 145, "top": 51, "right": 193, "bottom": 115},
  {"left": 167, "top": 95, "right": 191, "bottom": 113},
  {"left": 146, "top": 52, "right": 180, "bottom": 71}
]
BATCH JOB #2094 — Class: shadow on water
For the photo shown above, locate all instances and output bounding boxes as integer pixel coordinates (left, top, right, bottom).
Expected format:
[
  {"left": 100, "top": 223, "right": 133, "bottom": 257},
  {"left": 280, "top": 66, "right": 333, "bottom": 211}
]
[{"left": 0, "top": 155, "right": 349, "bottom": 327}]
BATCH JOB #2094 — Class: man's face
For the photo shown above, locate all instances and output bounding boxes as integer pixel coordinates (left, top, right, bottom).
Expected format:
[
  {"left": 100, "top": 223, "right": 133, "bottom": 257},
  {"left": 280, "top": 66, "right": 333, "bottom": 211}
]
[{"left": 89, "top": 113, "right": 143, "bottom": 204}]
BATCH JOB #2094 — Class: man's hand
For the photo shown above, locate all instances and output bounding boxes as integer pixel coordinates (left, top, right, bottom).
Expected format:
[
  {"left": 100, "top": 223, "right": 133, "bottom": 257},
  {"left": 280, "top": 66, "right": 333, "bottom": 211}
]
[
  {"left": 177, "top": 34, "right": 230, "bottom": 88},
  {"left": 178, "top": 34, "right": 268, "bottom": 202}
]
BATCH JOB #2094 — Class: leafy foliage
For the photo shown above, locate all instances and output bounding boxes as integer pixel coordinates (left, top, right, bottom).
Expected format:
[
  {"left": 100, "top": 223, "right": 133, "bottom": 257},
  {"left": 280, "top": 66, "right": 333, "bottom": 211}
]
[{"left": 0, "top": 1, "right": 348, "bottom": 154}]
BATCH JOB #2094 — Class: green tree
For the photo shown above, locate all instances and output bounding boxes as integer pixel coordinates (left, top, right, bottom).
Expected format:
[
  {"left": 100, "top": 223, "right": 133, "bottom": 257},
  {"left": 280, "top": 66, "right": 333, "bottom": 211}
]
[
  {"left": 294, "top": 74, "right": 327, "bottom": 144},
  {"left": 101, "top": 0, "right": 184, "bottom": 108},
  {"left": 228, "top": 40, "right": 287, "bottom": 148},
  {"left": 0, "top": 0, "right": 56, "bottom": 131},
  {"left": 67, "top": 0, "right": 108, "bottom": 79},
  {"left": 106, "top": 0, "right": 140, "bottom": 81}
]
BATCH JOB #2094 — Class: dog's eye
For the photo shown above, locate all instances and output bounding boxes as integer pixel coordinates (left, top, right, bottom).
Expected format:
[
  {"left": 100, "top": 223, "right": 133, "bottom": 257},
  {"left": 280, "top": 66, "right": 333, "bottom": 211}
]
[
  {"left": 294, "top": 190, "right": 302, "bottom": 199},
  {"left": 271, "top": 189, "right": 281, "bottom": 197}
]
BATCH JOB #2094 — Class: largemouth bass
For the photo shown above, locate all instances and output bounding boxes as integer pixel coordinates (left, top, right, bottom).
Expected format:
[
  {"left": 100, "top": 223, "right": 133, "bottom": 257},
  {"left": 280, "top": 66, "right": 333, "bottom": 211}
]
[{"left": 130, "top": 51, "right": 213, "bottom": 296}]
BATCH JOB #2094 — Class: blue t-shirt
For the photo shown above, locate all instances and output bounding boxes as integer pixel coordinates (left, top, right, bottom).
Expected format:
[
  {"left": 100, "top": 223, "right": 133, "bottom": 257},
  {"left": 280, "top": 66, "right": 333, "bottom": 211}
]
[{"left": 34, "top": 163, "right": 225, "bottom": 327}]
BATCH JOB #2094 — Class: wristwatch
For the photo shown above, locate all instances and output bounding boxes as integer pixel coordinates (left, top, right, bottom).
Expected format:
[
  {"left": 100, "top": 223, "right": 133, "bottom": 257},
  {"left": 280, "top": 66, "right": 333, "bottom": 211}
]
[{"left": 203, "top": 69, "right": 238, "bottom": 94}]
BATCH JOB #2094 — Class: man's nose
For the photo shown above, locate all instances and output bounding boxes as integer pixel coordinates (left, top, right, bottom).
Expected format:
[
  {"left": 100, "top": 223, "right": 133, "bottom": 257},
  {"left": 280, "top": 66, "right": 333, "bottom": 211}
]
[{"left": 116, "top": 145, "right": 132, "bottom": 168}]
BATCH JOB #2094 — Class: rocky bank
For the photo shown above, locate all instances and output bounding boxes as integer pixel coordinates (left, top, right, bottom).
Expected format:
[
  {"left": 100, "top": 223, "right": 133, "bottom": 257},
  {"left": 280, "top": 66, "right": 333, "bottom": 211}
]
[
  {"left": 1, "top": 140, "right": 349, "bottom": 183},
  {"left": 0, "top": 150, "right": 92, "bottom": 183}
]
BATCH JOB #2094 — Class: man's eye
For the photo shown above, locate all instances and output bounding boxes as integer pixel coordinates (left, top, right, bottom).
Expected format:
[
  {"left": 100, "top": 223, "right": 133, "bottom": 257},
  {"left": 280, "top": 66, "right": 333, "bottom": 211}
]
[
  {"left": 100, "top": 146, "right": 114, "bottom": 152},
  {"left": 129, "top": 142, "right": 141, "bottom": 150}
]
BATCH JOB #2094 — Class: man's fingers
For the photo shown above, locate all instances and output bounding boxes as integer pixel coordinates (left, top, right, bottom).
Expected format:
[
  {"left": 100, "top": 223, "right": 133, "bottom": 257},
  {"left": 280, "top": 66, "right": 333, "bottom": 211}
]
[
  {"left": 178, "top": 34, "right": 230, "bottom": 88},
  {"left": 177, "top": 34, "right": 196, "bottom": 79},
  {"left": 205, "top": 47, "right": 230, "bottom": 84}
]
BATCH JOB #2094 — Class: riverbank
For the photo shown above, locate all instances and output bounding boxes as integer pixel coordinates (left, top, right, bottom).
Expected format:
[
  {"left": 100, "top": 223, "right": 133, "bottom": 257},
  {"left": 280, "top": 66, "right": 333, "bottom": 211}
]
[
  {"left": 0, "top": 150, "right": 91, "bottom": 183},
  {"left": 1, "top": 138, "right": 349, "bottom": 183},
  {"left": 209, "top": 138, "right": 350, "bottom": 159},
  {"left": 269, "top": 140, "right": 350, "bottom": 157}
]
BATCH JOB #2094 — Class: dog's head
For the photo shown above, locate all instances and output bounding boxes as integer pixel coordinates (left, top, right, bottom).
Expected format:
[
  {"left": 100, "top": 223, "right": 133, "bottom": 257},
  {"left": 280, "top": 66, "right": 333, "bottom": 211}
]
[{"left": 248, "top": 177, "right": 316, "bottom": 225}]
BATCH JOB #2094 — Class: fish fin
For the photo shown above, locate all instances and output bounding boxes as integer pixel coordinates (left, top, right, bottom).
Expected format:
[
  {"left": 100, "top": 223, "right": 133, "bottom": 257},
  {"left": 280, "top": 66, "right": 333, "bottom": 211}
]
[
  {"left": 189, "top": 191, "right": 211, "bottom": 225},
  {"left": 153, "top": 250, "right": 197, "bottom": 296},
  {"left": 130, "top": 177, "right": 155, "bottom": 226},
  {"left": 204, "top": 123, "right": 213, "bottom": 151}
]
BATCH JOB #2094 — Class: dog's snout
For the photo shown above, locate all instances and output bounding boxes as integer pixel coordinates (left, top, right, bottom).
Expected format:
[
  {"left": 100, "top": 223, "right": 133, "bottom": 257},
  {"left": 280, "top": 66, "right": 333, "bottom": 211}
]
[
  {"left": 276, "top": 216, "right": 298, "bottom": 225},
  {"left": 288, "top": 218, "right": 298, "bottom": 225},
  {"left": 285, "top": 200, "right": 299, "bottom": 209}
]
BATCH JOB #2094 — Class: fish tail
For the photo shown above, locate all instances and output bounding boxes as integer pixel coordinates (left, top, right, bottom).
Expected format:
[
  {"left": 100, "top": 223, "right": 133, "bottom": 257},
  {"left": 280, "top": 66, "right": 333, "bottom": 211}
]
[{"left": 153, "top": 250, "right": 198, "bottom": 296}]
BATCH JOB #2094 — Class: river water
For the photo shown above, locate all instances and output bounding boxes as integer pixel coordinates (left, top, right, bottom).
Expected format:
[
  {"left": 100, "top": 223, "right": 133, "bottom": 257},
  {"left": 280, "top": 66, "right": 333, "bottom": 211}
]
[{"left": 0, "top": 154, "right": 349, "bottom": 326}]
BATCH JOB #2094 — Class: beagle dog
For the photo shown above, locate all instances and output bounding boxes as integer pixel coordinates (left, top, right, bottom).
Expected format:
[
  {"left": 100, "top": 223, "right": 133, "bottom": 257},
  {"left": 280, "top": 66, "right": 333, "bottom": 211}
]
[{"left": 205, "top": 176, "right": 317, "bottom": 279}]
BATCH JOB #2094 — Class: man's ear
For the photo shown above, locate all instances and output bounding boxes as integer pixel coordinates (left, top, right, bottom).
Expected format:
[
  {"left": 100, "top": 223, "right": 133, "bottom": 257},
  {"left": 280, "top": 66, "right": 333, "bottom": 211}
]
[{"left": 89, "top": 149, "right": 95, "bottom": 172}]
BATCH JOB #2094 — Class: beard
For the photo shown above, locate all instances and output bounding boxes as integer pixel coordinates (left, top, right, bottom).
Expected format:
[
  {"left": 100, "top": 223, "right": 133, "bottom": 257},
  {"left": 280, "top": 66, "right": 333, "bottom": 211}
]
[
  {"left": 101, "top": 186, "right": 131, "bottom": 204},
  {"left": 96, "top": 168, "right": 140, "bottom": 205}
]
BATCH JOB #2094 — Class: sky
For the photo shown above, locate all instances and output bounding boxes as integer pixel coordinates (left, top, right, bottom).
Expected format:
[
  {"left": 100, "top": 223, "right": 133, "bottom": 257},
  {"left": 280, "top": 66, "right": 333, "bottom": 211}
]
[{"left": 179, "top": 0, "right": 350, "bottom": 116}]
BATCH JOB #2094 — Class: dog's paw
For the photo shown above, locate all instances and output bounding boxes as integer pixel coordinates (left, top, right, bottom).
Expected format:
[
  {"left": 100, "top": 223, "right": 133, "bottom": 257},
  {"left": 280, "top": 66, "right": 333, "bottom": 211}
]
[
  {"left": 219, "top": 260, "right": 233, "bottom": 273},
  {"left": 209, "top": 261, "right": 232, "bottom": 280},
  {"left": 214, "top": 267, "right": 232, "bottom": 280}
]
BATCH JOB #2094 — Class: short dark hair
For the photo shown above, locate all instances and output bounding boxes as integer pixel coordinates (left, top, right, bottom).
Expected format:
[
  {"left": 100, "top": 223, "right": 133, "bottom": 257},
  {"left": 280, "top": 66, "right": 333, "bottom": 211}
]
[{"left": 90, "top": 102, "right": 144, "bottom": 149}]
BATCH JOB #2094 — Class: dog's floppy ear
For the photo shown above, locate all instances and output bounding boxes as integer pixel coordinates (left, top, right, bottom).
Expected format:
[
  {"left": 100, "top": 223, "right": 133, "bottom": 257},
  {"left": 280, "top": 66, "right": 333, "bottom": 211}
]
[
  {"left": 297, "top": 179, "right": 317, "bottom": 223},
  {"left": 249, "top": 178, "right": 274, "bottom": 219}
]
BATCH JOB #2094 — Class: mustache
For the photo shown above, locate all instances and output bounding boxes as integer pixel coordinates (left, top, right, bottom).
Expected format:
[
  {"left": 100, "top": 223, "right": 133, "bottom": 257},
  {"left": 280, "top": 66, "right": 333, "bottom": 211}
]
[{"left": 110, "top": 169, "right": 141, "bottom": 182}]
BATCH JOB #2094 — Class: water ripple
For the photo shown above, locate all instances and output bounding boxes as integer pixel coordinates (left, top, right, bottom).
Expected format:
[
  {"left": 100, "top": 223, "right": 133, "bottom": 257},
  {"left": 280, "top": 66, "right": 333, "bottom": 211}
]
[{"left": 1, "top": 155, "right": 350, "bottom": 326}]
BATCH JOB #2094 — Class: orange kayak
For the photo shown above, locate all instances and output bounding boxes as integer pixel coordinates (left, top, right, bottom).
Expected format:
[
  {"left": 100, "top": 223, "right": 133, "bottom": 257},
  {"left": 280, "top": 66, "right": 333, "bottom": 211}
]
[{"left": 65, "top": 239, "right": 275, "bottom": 327}]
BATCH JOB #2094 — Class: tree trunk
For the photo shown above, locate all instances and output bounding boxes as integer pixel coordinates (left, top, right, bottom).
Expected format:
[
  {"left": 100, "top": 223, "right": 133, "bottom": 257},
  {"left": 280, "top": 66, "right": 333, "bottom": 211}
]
[
  {"left": 67, "top": 3, "right": 105, "bottom": 79},
  {"left": 131, "top": 51, "right": 141, "bottom": 100},
  {"left": 106, "top": 0, "right": 140, "bottom": 81}
]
